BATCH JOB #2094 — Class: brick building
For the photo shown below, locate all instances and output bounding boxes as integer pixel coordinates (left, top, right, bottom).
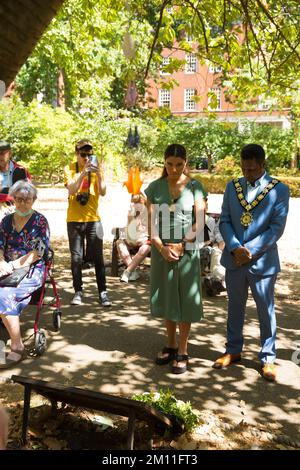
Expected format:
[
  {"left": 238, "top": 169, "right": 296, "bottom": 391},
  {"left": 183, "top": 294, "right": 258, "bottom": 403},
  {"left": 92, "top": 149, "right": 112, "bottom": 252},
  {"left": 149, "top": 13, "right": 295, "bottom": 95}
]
[{"left": 146, "top": 44, "right": 290, "bottom": 129}]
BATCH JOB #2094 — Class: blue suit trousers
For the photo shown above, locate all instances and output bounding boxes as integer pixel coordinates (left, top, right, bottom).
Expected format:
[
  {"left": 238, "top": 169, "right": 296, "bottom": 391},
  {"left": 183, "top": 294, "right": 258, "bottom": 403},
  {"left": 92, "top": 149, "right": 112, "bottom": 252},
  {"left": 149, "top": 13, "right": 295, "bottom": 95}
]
[{"left": 225, "top": 268, "right": 277, "bottom": 364}]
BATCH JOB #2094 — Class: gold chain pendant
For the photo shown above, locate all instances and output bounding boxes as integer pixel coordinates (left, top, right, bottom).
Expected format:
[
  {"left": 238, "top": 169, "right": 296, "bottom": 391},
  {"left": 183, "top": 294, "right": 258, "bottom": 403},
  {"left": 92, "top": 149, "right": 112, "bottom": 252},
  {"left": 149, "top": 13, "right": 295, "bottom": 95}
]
[{"left": 240, "top": 211, "right": 253, "bottom": 227}]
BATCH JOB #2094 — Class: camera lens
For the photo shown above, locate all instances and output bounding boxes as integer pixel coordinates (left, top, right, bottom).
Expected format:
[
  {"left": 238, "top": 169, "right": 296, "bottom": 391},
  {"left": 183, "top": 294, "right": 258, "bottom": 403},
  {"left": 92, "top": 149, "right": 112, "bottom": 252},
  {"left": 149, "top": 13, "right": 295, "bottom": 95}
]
[{"left": 76, "top": 193, "right": 89, "bottom": 205}]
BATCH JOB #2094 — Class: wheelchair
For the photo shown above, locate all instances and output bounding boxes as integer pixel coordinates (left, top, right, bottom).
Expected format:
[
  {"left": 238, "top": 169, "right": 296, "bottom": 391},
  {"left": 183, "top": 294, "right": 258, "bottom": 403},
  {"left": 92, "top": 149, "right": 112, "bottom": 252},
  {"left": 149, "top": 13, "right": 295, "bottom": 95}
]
[{"left": 28, "top": 248, "right": 61, "bottom": 355}]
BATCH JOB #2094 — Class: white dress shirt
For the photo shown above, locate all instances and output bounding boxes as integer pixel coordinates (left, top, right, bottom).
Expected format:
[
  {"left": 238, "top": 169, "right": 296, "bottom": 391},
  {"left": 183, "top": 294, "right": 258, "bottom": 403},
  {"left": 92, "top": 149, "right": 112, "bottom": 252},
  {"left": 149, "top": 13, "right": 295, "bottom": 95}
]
[{"left": 246, "top": 171, "right": 267, "bottom": 203}]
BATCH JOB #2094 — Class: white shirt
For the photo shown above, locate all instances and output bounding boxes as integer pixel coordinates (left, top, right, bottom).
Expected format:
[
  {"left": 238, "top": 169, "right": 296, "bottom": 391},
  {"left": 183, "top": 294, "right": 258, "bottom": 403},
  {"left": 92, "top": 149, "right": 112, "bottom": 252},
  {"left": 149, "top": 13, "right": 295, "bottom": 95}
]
[
  {"left": 0, "top": 161, "right": 14, "bottom": 191},
  {"left": 246, "top": 171, "right": 266, "bottom": 203},
  {"left": 206, "top": 215, "right": 223, "bottom": 244}
]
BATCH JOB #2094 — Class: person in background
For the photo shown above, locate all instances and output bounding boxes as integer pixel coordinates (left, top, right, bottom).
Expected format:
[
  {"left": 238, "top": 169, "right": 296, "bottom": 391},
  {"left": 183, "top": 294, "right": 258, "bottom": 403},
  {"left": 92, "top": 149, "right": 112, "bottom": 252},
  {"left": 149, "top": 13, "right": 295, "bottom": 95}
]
[
  {"left": 64, "top": 139, "right": 111, "bottom": 307},
  {"left": 213, "top": 144, "right": 289, "bottom": 382},
  {"left": 0, "top": 140, "right": 30, "bottom": 221},
  {"left": 117, "top": 193, "right": 150, "bottom": 283},
  {"left": 145, "top": 144, "right": 206, "bottom": 374},
  {"left": 0, "top": 181, "right": 50, "bottom": 369},
  {"left": 201, "top": 197, "right": 226, "bottom": 295}
]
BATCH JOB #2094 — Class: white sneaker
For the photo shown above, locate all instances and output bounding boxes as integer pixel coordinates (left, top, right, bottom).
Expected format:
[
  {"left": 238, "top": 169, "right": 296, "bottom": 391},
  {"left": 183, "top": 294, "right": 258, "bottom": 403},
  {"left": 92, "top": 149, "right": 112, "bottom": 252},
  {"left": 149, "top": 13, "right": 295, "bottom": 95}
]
[
  {"left": 120, "top": 270, "right": 140, "bottom": 282},
  {"left": 120, "top": 270, "right": 130, "bottom": 283},
  {"left": 99, "top": 291, "right": 111, "bottom": 307},
  {"left": 129, "top": 270, "right": 140, "bottom": 281},
  {"left": 70, "top": 291, "right": 83, "bottom": 305}
]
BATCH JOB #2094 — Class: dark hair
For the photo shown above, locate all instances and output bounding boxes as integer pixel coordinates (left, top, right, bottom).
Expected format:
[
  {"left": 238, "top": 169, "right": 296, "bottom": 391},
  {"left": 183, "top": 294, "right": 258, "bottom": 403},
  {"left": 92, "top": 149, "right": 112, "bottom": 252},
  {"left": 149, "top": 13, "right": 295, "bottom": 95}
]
[
  {"left": 162, "top": 144, "right": 187, "bottom": 177},
  {"left": 241, "top": 144, "right": 265, "bottom": 164},
  {"left": 164, "top": 143, "right": 186, "bottom": 160}
]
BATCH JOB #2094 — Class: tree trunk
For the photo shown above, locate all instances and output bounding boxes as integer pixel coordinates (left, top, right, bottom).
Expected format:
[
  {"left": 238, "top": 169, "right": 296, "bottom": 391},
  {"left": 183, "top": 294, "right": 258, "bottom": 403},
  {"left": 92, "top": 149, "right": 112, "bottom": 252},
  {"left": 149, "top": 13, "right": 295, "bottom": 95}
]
[
  {"left": 57, "top": 69, "right": 65, "bottom": 109},
  {"left": 290, "top": 113, "right": 299, "bottom": 169},
  {"left": 207, "top": 153, "right": 213, "bottom": 173}
]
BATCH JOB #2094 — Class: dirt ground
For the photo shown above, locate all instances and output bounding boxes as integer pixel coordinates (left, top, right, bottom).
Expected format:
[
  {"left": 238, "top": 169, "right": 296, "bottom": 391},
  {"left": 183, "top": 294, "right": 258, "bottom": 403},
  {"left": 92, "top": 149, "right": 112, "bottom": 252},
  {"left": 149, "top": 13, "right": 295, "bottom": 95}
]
[{"left": 0, "top": 184, "right": 299, "bottom": 450}]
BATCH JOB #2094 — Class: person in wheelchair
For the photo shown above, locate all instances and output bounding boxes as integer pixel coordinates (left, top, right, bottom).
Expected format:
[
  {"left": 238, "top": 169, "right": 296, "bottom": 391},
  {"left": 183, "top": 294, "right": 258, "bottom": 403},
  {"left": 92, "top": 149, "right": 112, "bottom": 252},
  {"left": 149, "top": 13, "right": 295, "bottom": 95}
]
[
  {"left": 201, "top": 198, "right": 226, "bottom": 296},
  {"left": 0, "top": 181, "right": 50, "bottom": 369},
  {"left": 117, "top": 193, "right": 150, "bottom": 283}
]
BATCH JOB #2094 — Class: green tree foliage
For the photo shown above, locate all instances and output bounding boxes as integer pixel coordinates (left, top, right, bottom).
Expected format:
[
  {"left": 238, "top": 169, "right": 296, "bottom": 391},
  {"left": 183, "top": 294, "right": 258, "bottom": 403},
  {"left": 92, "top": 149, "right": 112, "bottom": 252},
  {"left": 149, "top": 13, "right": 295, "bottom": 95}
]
[
  {"left": 3, "top": 0, "right": 299, "bottom": 178},
  {"left": 0, "top": 99, "right": 294, "bottom": 180},
  {"left": 0, "top": 99, "right": 77, "bottom": 180},
  {"left": 146, "top": 118, "right": 294, "bottom": 170},
  {"left": 15, "top": 1, "right": 300, "bottom": 110},
  {"left": 15, "top": 0, "right": 153, "bottom": 112}
]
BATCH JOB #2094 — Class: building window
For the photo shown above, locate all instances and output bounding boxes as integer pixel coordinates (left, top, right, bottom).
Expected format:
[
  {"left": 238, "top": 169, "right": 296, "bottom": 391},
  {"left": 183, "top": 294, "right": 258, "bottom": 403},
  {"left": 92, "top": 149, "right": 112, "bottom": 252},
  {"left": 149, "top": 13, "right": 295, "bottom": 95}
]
[
  {"left": 160, "top": 57, "right": 170, "bottom": 75},
  {"left": 159, "top": 89, "right": 171, "bottom": 108},
  {"left": 208, "top": 88, "right": 221, "bottom": 110},
  {"left": 185, "top": 53, "right": 197, "bottom": 73},
  {"left": 258, "top": 96, "right": 272, "bottom": 110},
  {"left": 184, "top": 88, "right": 197, "bottom": 111},
  {"left": 209, "top": 64, "right": 222, "bottom": 73}
]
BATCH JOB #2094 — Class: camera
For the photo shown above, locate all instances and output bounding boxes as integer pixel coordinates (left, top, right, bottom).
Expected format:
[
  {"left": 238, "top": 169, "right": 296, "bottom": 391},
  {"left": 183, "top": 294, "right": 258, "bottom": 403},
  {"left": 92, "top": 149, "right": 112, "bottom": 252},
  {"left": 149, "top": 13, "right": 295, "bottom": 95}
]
[{"left": 76, "top": 193, "right": 89, "bottom": 205}]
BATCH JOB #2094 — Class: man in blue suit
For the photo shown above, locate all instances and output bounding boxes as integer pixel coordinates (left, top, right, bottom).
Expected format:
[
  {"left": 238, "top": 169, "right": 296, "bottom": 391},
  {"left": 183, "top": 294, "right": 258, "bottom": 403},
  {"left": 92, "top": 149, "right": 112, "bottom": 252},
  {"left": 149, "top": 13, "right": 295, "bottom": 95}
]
[{"left": 213, "top": 144, "right": 289, "bottom": 381}]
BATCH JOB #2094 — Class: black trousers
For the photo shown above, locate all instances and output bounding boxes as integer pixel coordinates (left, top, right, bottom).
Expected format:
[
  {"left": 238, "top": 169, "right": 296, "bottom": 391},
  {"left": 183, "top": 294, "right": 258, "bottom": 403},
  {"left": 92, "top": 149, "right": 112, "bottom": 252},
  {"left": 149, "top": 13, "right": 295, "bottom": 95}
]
[{"left": 67, "top": 221, "right": 106, "bottom": 294}]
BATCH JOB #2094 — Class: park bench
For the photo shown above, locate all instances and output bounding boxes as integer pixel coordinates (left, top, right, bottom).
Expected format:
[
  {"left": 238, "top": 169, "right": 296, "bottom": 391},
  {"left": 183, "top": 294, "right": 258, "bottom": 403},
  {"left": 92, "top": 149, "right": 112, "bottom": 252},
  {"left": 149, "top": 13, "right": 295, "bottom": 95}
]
[{"left": 11, "top": 375, "right": 183, "bottom": 450}]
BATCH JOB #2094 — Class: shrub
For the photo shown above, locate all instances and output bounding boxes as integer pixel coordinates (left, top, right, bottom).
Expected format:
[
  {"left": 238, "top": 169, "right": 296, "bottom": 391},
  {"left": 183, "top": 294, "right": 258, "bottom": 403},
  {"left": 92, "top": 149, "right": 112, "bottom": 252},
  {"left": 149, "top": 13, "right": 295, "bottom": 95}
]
[
  {"left": 213, "top": 156, "right": 241, "bottom": 177},
  {"left": 0, "top": 97, "right": 297, "bottom": 182},
  {"left": 192, "top": 172, "right": 300, "bottom": 197}
]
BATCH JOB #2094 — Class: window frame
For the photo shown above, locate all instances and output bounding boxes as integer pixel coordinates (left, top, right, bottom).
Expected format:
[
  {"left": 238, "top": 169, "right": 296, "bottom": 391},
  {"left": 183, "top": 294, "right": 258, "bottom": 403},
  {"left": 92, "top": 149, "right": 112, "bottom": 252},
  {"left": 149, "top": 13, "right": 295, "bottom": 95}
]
[
  {"left": 184, "top": 88, "right": 197, "bottom": 112},
  {"left": 185, "top": 53, "right": 197, "bottom": 74},
  {"left": 158, "top": 89, "right": 171, "bottom": 108}
]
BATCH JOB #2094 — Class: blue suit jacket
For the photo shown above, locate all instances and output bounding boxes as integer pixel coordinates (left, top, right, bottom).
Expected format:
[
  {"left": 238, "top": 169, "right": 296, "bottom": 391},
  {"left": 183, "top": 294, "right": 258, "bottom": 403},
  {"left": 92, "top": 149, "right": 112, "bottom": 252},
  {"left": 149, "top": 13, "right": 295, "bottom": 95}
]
[{"left": 219, "top": 173, "right": 290, "bottom": 275}]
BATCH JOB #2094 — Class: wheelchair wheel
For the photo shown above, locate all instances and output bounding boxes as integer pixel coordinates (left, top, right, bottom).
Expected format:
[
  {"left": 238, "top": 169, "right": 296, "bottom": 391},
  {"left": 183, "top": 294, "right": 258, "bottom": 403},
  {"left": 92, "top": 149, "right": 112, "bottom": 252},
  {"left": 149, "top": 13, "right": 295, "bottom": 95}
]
[
  {"left": 35, "top": 330, "right": 47, "bottom": 356},
  {"left": 53, "top": 310, "right": 61, "bottom": 331}
]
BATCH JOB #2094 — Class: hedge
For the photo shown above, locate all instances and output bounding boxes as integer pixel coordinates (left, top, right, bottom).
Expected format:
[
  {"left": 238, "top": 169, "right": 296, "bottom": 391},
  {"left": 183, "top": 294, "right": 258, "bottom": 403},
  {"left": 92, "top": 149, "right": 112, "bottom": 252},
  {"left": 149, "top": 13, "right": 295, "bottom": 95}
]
[{"left": 192, "top": 173, "right": 300, "bottom": 198}]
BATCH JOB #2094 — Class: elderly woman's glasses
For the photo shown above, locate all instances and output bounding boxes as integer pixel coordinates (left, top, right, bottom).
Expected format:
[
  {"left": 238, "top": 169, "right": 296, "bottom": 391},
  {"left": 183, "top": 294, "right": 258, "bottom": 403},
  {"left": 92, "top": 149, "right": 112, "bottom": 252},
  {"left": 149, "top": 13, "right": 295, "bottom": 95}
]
[{"left": 14, "top": 197, "right": 33, "bottom": 204}]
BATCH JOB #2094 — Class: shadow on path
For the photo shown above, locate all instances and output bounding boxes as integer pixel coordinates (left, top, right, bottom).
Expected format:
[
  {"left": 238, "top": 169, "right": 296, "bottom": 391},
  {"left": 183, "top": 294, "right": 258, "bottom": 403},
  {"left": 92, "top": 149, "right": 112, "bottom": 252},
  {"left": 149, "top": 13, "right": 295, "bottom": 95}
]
[{"left": 1, "top": 261, "right": 299, "bottom": 439}]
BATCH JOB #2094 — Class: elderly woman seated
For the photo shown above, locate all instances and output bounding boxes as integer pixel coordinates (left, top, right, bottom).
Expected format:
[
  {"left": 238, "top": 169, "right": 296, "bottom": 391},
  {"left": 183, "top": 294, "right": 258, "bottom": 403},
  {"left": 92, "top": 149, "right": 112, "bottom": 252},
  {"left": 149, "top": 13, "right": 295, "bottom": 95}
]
[
  {"left": 117, "top": 193, "right": 150, "bottom": 282},
  {"left": 0, "top": 181, "right": 50, "bottom": 369}
]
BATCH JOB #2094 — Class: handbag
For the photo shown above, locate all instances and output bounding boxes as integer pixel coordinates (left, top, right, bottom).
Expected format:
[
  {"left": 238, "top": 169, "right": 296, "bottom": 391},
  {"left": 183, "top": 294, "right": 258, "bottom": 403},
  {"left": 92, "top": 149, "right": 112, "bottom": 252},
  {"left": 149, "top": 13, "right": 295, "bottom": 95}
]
[{"left": 0, "top": 265, "right": 31, "bottom": 287}]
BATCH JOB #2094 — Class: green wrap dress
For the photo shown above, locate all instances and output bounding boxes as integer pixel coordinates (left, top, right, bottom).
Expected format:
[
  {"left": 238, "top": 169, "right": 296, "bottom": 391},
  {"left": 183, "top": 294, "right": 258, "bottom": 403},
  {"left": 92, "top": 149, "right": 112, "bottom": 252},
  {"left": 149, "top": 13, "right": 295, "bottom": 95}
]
[{"left": 145, "top": 177, "right": 207, "bottom": 323}]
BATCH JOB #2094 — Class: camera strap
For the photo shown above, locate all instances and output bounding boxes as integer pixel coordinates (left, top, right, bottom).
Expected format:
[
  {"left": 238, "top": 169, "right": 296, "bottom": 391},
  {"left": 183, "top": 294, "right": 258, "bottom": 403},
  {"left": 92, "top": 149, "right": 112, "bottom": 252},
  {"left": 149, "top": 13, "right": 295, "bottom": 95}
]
[{"left": 76, "top": 162, "right": 91, "bottom": 195}]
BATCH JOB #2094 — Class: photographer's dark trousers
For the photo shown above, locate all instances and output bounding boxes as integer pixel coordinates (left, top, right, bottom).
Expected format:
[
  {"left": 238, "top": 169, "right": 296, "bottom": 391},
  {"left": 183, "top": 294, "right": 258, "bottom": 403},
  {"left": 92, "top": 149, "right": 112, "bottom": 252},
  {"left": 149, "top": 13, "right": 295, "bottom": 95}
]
[{"left": 67, "top": 221, "right": 106, "bottom": 293}]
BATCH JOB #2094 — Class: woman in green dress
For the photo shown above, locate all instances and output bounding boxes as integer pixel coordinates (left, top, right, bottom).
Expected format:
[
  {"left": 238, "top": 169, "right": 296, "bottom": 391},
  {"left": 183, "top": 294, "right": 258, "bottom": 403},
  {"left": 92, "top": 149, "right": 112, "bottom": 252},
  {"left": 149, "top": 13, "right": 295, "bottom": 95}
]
[{"left": 145, "top": 144, "right": 206, "bottom": 374}]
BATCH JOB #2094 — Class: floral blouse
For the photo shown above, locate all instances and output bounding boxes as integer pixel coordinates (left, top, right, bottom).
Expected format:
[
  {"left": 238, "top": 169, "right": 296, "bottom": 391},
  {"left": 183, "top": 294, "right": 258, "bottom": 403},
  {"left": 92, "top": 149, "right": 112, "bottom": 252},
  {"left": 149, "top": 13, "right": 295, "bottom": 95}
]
[{"left": 0, "top": 211, "right": 50, "bottom": 262}]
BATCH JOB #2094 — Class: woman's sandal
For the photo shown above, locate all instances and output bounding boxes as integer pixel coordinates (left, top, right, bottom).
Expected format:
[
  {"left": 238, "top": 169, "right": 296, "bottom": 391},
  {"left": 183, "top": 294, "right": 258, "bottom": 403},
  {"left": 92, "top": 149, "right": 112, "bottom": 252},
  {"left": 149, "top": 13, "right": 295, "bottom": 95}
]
[
  {"left": 171, "top": 354, "right": 189, "bottom": 374},
  {"left": 0, "top": 348, "right": 27, "bottom": 369},
  {"left": 155, "top": 347, "right": 178, "bottom": 365}
]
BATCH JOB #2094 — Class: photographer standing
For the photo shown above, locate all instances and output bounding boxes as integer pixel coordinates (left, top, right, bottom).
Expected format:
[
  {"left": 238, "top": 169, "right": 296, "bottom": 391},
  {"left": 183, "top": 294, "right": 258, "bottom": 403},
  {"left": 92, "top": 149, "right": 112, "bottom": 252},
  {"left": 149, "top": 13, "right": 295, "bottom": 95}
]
[{"left": 64, "top": 139, "right": 111, "bottom": 306}]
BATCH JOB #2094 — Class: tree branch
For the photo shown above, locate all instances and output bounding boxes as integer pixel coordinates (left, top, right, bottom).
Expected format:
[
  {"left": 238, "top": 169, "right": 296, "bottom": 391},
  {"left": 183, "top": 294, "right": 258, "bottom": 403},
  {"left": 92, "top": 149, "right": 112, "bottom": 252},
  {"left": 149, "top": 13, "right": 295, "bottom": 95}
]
[
  {"left": 256, "top": 0, "right": 300, "bottom": 62},
  {"left": 223, "top": 0, "right": 232, "bottom": 65},
  {"left": 144, "top": 0, "right": 171, "bottom": 81},
  {"left": 184, "top": 0, "right": 209, "bottom": 54},
  {"left": 240, "top": 0, "right": 271, "bottom": 82}
]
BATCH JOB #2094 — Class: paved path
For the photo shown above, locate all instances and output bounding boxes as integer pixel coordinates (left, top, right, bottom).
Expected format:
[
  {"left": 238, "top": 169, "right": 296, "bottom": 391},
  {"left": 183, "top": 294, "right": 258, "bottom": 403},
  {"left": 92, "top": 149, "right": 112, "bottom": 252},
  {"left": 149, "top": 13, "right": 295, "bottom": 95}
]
[{"left": 0, "top": 185, "right": 299, "bottom": 439}]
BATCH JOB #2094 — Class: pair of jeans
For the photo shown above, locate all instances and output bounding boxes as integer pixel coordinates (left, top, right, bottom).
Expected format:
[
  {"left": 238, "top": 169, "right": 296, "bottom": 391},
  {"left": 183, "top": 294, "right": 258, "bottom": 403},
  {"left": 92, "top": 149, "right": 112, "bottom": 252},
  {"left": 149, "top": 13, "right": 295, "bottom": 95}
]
[{"left": 67, "top": 221, "right": 106, "bottom": 294}]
